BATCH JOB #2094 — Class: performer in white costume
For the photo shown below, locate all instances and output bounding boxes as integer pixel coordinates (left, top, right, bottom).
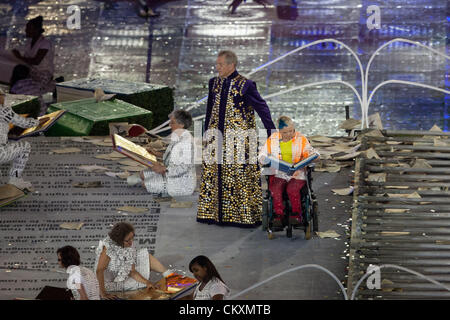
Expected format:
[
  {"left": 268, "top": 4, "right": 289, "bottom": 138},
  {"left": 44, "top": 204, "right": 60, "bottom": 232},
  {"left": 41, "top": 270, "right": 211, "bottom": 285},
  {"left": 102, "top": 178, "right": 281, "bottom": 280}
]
[
  {"left": 0, "top": 91, "right": 42, "bottom": 190},
  {"left": 127, "top": 110, "right": 196, "bottom": 197}
]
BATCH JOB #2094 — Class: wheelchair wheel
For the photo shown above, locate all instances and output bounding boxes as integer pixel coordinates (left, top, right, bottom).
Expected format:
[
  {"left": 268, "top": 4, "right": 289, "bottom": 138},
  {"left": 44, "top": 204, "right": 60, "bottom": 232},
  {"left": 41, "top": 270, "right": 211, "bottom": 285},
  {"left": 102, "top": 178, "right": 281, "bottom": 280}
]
[
  {"left": 262, "top": 197, "right": 272, "bottom": 231},
  {"left": 312, "top": 200, "right": 319, "bottom": 232},
  {"left": 305, "top": 222, "right": 312, "bottom": 240}
]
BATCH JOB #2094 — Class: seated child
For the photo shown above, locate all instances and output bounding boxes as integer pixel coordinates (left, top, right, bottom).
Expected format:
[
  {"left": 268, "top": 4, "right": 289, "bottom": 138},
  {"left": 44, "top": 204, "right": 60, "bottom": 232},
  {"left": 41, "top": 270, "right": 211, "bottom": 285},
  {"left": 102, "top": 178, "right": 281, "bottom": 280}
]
[
  {"left": 0, "top": 90, "right": 43, "bottom": 190},
  {"left": 184, "top": 255, "right": 230, "bottom": 300},
  {"left": 57, "top": 246, "right": 100, "bottom": 300},
  {"left": 260, "top": 115, "right": 319, "bottom": 227}
]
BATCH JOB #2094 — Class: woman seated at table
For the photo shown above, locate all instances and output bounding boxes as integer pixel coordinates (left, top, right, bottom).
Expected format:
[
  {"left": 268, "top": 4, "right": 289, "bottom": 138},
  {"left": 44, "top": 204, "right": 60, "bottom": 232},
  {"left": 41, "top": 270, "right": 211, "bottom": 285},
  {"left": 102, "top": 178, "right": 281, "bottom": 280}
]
[
  {"left": 127, "top": 109, "right": 196, "bottom": 197},
  {"left": 94, "top": 221, "right": 172, "bottom": 299},
  {"left": 11, "top": 15, "right": 55, "bottom": 95}
]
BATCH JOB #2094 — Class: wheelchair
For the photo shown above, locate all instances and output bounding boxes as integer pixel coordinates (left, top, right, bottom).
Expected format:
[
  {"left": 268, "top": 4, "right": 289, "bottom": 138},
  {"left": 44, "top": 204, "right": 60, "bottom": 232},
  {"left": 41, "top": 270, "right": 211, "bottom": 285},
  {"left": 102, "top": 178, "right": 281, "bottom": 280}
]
[{"left": 261, "top": 165, "right": 319, "bottom": 239}]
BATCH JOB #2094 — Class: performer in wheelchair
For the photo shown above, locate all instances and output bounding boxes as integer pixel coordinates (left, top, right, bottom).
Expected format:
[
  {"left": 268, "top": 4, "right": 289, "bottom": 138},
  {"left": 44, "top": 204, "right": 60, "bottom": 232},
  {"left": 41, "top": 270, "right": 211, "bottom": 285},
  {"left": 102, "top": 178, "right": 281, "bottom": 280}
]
[{"left": 259, "top": 115, "right": 320, "bottom": 228}]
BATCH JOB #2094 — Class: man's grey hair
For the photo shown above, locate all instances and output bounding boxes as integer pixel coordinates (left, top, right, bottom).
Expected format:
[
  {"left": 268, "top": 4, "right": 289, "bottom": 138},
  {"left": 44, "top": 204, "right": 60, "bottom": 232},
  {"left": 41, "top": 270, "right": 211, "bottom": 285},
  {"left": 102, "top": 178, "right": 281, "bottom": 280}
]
[
  {"left": 218, "top": 50, "right": 238, "bottom": 67},
  {"left": 170, "top": 109, "right": 193, "bottom": 129}
]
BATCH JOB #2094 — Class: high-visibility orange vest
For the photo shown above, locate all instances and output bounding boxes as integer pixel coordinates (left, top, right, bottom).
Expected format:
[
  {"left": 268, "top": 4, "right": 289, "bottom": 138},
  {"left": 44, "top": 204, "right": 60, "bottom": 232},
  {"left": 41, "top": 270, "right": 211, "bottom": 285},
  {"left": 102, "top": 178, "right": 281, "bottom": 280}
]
[{"left": 265, "top": 131, "right": 311, "bottom": 164}]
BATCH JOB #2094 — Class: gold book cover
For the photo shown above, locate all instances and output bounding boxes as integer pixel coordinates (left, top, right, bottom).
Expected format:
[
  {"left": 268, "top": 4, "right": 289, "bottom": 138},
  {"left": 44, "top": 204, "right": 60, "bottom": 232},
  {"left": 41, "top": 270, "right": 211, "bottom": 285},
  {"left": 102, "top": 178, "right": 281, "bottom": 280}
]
[
  {"left": 112, "top": 133, "right": 158, "bottom": 168},
  {"left": 8, "top": 110, "right": 66, "bottom": 140}
]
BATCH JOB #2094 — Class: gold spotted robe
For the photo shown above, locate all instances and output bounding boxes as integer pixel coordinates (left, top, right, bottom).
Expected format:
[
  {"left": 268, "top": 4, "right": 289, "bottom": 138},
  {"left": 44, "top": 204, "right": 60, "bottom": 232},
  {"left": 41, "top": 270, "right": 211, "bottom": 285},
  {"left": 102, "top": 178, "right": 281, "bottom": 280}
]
[{"left": 197, "top": 71, "right": 275, "bottom": 228}]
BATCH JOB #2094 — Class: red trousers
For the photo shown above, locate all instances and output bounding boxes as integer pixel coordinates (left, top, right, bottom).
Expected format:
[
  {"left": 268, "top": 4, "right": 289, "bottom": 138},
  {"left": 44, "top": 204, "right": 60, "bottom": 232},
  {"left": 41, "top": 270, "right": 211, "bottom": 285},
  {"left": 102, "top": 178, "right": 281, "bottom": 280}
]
[{"left": 269, "top": 176, "right": 306, "bottom": 217}]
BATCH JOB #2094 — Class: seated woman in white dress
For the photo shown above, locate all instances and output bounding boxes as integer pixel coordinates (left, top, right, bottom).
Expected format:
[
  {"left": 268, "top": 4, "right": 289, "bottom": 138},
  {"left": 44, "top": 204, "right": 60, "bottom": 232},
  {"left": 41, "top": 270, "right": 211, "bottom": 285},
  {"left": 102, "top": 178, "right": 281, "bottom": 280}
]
[
  {"left": 57, "top": 246, "right": 100, "bottom": 300},
  {"left": 11, "top": 15, "right": 55, "bottom": 95},
  {"left": 94, "top": 222, "right": 172, "bottom": 300},
  {"left": 127, "top": 110, "right": 196, "bottom": 197}
]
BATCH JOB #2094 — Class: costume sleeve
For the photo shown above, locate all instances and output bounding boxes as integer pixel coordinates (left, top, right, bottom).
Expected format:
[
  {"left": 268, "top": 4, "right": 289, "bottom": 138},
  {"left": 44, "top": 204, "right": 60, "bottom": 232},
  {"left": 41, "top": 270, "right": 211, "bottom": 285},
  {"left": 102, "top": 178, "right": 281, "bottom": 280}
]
[
  {"left": 244, "top": 81, "right": 275, "bottom": 136},
  {"left": 4, "top": 107, "right": 39, "bottom": 128}
]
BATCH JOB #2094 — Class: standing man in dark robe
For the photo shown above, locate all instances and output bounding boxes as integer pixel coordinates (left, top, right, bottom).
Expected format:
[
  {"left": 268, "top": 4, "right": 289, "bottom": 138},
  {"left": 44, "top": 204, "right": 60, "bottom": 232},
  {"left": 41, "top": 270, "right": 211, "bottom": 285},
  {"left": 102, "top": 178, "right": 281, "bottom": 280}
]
[{"left": 197, "top": 50, "right": 275, "bottom": 228}]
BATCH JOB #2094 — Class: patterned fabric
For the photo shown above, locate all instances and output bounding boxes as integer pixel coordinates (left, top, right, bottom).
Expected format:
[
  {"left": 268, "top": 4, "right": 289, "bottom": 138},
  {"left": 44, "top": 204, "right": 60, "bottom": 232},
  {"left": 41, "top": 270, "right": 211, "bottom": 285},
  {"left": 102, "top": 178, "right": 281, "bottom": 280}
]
[
  {"left": 94, "top": 236, "right": 150, "bottom": 292},
  {"left": 0, "top": 106, "right": 39, "bottom": 145},
  {"left": 197, "top": 70, "right": 275, "bottom": 228},
  {"left": 193, "top": 277, "right": 230, "bottom": 300},
  {"left": 0, "top": 106, "right": 38, "bottom": 179},
  {"left": 143, "top": 130, "right": 196, "bottom": 197},
  {"left": 67, "top": 265, "right": 100, "bottom": 300}
]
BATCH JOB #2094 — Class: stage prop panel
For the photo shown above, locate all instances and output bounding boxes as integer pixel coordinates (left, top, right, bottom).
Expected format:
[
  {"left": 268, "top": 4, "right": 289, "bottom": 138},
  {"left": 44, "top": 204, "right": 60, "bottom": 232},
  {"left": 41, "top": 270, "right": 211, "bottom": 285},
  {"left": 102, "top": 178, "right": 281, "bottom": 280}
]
[
  {"left": 56, "top": 78, "right": 174, "bottom": 128},
  {"left": 7, "top": 94, "right": 41, "bottom": 118},
  {"left": 45, "top": 98, "right": 152, "bottom": 136}
]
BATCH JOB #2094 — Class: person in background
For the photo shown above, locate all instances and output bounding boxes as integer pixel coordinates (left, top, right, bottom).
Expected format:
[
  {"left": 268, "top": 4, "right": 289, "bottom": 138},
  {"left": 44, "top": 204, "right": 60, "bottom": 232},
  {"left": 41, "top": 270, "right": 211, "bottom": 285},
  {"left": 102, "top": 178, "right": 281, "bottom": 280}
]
[
  {"left": 183, "top": 255, "right": 230, "bottom": 300},
  {"left": 57, "top": 246, "right": 100, "bottom": 300},
  {"left": 12, "top": 15, "right": 55, "bottom": 96},
  {"left": 9, "top": 64, "right": 46, "bottom": 116}
]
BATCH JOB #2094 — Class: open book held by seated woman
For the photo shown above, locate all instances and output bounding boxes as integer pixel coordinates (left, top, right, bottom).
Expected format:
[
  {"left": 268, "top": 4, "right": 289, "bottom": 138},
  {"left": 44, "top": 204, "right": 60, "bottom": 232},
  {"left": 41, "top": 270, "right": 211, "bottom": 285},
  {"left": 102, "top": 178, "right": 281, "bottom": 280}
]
[
  {"left": 259, "top": 115, "right": 320, "bottom": 228},
  {"left": 127, "top": 110, "right": 196, "bottom": 197}
]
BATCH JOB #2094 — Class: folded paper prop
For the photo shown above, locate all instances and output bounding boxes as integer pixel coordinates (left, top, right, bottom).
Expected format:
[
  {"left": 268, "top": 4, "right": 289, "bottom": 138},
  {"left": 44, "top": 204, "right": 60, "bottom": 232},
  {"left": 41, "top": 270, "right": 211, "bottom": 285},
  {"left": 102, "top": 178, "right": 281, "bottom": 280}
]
[
  {"left": 72, "top": 181, "right": 102, "bottom": 188},
  {"left": 170, "top": 200, "right": 193, "bottom": 208},
  {"left": 51, "top": 147, "right": 82, "bottom": 154},
  {"left": 94, "top": 88, "right": 115, "bottom": 103},
  {"left": 112, "top": 134, "right": 159, "bottom": 168},
  {"left": 317, "top": 230, "right": 340, "bottom": 238},
  {"left": 0, "top": 184, "right": 26, "bottom": 207},
  {"left": 60, "top": 222, "right": 84, "bottom": 230},
  {"left": 116, "top": 206, "right": 148, "bottom": 213},
  {"left": 264, "top": 153, "right": 319, "bottom": 176},
  {"left": 8, "top": 110, "right": 66, "bottom": 140}
]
